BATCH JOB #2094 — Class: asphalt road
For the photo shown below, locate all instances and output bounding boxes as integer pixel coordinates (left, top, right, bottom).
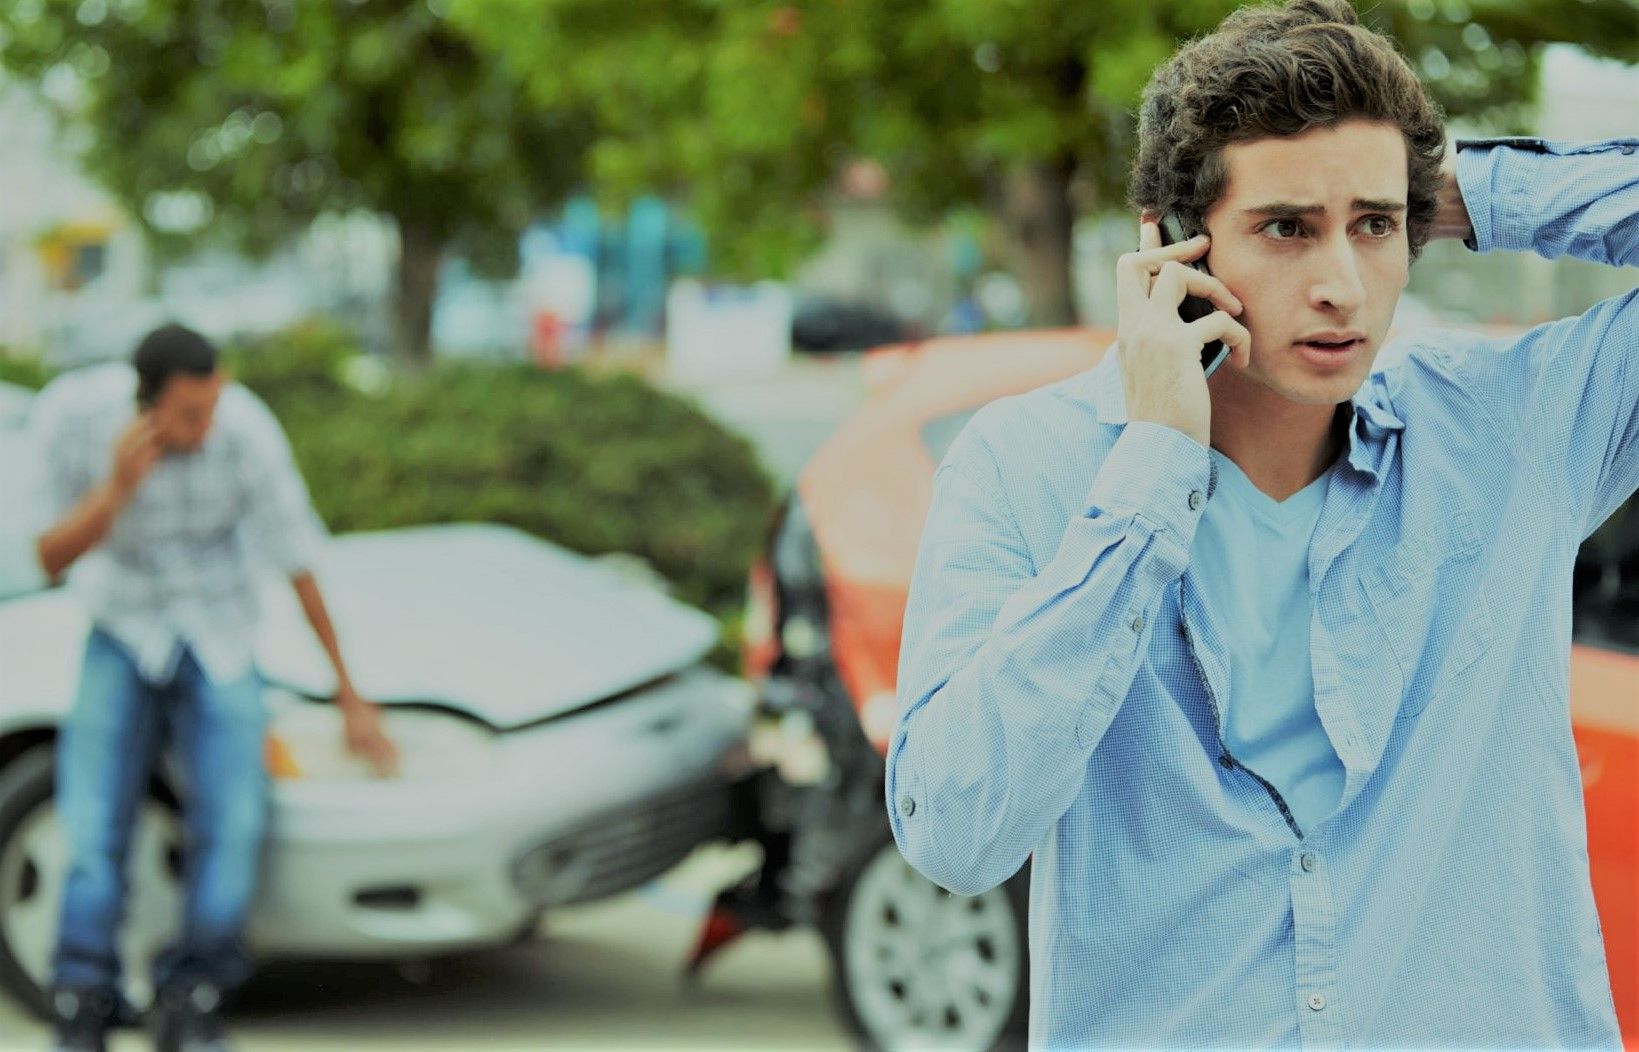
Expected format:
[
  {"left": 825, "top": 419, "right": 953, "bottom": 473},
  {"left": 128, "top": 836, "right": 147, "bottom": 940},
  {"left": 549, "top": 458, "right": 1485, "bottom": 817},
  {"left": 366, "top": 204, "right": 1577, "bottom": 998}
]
[{"left": 0, "top": 846, "right": 853, "bottom": 1051}]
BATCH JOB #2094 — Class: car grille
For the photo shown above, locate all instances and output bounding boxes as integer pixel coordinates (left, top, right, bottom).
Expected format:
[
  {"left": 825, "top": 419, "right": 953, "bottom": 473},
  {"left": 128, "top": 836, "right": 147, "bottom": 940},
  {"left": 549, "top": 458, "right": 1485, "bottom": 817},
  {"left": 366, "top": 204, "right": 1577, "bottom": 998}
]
[{"left": 512, "top": 780, "right": 732, "bottom": 908}]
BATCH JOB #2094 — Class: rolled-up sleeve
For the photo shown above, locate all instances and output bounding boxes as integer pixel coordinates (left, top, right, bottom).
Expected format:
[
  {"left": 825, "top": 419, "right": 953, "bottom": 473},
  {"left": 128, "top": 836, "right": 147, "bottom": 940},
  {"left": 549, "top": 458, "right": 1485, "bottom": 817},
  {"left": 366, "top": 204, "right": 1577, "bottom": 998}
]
[
  {"left": 887, "top": 414, "right": 1213, "bottom": 896},
  {"left": 1452, "top": 137, "right": 1639, "bottom": 538},
  {"left": 232, "top": 388, "right": 326, "bottom": 576}
]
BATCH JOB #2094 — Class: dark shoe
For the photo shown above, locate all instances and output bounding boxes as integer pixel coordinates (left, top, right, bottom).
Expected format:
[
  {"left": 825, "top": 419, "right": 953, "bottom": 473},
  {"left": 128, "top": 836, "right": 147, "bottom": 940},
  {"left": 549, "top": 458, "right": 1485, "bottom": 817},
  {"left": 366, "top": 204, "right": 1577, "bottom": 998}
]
[
  {"left": 48, "top": 986, "right": 116, "bottom": 1052},
  {"left": 150, "top": 981, "right": 233, "bottom": 1052}
]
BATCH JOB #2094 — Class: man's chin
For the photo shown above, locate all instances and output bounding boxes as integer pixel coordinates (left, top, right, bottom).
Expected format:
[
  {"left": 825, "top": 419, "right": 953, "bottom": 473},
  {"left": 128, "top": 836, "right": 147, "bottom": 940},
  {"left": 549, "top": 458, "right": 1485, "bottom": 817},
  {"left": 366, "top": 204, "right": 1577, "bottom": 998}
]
[{"left": 1283, "top": 352, "right": 1378, "bottom": 402}]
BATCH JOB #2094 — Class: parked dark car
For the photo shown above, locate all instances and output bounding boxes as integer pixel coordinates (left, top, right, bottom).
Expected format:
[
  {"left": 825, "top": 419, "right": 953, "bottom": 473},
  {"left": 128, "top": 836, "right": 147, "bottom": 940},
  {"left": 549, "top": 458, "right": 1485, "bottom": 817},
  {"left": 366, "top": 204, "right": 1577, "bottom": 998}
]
[{"left": 791, "top": 298, "right": 915, "bottom": 354}]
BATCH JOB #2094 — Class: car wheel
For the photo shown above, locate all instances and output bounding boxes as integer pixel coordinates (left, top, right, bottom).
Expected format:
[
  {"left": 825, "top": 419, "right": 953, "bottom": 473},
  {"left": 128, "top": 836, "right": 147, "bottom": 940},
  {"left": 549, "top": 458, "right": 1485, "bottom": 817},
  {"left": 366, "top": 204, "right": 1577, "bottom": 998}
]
[
  {"left": 0, "top": 744, "right": 184, "bottom": 1019},
  {"left": 821, "top": 836, "right": 1029, "bottom": 1052}
]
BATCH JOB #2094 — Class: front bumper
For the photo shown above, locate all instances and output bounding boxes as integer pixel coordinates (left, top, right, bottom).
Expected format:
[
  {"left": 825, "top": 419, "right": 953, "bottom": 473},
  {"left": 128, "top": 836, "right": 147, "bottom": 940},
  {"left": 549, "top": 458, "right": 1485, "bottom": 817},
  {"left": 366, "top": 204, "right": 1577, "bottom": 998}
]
[{"left": 246, "top": 666, "right": 756, "bottom": 958}]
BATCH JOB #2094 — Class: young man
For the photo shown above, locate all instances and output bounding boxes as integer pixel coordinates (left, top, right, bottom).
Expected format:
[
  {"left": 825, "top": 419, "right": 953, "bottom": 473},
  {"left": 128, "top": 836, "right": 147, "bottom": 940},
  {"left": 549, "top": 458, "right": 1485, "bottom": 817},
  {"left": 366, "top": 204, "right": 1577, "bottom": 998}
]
[
  {"left": 29, "top": 325, "right": 399, "bottom": 1052},
  {"left": 887, "top": 1, "right": 1636, "bottom": 1046}
]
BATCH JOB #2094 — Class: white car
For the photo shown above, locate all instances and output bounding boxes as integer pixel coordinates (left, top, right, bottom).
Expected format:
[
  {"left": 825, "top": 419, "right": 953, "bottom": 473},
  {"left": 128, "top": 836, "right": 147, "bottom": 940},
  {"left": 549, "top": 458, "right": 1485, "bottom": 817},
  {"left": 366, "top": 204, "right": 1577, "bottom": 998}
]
[{"left": 0, "top": 381, "right": 757, "bottom": 1018}]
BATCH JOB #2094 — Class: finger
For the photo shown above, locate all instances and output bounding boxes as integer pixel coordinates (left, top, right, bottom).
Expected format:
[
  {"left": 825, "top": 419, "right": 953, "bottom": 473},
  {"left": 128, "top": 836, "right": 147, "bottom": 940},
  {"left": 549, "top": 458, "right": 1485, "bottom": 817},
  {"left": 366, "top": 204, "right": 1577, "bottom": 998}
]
[
  {"left": 1186, "top": 311, "right": 1252, "bottom": 357},
  {"left": 352, "top": 736, "right": 392, "bottom": 777},
  {"left": 1151, "top": 261, "right": 1243, "bottom": 316},
  {"left": 1115, "top": 251, "right": 1153, "bottom": 317},
  {"left": 1138, "top": 216, "right": 1162, "bottom": 251},
  {"left": 128, "top": 431, "right": 164, "bottom": 461},
  {"left": 1132, "top": 233, "right": 1210, "bottom": 271}
]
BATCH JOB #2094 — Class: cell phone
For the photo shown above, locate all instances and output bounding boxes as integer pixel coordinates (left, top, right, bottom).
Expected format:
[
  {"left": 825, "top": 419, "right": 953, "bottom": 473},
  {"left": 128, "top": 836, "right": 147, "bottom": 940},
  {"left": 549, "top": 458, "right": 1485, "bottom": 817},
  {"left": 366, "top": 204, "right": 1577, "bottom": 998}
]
[{"left": 1157, "top": 214, "right": 1231, "bottom": 378}]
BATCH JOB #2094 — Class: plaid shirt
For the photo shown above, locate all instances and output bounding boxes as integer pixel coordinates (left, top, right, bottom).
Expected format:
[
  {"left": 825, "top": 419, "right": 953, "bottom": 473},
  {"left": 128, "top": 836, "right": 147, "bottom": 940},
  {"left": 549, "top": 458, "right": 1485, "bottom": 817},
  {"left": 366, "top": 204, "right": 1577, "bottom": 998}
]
[
  {"left": 28, "top": 364, "right": 325, "bottom": 685},
  {"left": 890, "top": 138, "right": 1637, "bottom": 1048}
]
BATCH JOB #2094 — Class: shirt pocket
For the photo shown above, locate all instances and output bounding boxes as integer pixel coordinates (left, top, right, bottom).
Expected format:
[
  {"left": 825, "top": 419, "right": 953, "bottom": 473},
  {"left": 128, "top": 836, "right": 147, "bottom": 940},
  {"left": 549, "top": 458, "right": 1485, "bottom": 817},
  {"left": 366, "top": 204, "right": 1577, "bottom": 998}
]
[{"left": 1360, "top": 510, "right": 1498, "bottom": 722}]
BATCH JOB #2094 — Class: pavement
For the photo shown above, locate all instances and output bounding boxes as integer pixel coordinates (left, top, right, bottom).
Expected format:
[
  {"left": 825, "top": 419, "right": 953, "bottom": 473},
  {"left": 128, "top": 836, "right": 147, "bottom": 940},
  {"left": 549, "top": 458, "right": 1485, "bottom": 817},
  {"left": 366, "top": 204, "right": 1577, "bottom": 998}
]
[
  {"left": 653, "top": 353, "right": 871, "bottom": 486},
  {"left": 0, "top": 846, "right": 853, "bottom": 1051}
]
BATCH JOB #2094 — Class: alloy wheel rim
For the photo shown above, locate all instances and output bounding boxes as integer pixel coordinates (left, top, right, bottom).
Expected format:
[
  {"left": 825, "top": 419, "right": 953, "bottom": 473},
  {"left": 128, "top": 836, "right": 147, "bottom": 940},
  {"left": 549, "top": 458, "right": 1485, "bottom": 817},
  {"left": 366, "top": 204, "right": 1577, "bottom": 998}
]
[
  {"left": 841, "top": 845, "right": 1021, "bottom": 1051},
  {"left": 0, "top": 797, "right": 184, "bottom": 1007}
]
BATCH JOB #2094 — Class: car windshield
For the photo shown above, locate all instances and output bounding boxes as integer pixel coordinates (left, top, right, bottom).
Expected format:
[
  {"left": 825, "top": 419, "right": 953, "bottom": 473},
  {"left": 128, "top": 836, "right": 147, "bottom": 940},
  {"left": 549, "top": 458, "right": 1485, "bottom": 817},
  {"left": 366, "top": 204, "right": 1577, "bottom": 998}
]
[{"left": 919, "top": 409, "right": 979, "bottom": 465}]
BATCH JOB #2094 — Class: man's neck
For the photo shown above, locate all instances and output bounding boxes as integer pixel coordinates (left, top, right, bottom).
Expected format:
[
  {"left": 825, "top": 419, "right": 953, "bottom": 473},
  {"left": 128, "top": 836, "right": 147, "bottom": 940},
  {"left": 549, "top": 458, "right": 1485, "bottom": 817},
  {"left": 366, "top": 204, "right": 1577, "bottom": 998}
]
[{"left": 1206, "top": 371, "right": 1349, "bottom": 502}]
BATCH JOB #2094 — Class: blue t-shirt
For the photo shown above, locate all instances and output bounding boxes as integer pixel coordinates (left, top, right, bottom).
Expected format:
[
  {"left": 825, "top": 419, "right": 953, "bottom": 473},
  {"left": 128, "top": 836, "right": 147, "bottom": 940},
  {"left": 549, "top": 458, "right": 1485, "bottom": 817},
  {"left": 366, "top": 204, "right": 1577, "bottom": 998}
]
[{"left": 1190, "top": 450, "right": 1346, "bottom": 834}]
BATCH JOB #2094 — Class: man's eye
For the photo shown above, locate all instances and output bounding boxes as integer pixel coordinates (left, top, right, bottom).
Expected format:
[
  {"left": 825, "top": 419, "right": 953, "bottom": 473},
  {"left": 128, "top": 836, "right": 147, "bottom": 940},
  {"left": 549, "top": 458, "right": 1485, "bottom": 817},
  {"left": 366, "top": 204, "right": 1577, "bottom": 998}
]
[
  {"left": 1264, "top": 218, "right": 1304, "bottom": 239},
  {"left": 1360, "top": 215, "right": 1397, "bottom": 237}
]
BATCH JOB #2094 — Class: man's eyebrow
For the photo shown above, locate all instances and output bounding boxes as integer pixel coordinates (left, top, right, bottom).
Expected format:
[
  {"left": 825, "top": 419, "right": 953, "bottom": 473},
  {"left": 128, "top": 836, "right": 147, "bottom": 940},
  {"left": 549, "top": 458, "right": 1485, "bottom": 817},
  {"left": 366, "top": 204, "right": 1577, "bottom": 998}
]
[
  {"left": 1352, "top": 198, "right": 1408, "bottom": 213},
  {"left": 1238, "top": 198, "right": 1408, "bottom": 218}
]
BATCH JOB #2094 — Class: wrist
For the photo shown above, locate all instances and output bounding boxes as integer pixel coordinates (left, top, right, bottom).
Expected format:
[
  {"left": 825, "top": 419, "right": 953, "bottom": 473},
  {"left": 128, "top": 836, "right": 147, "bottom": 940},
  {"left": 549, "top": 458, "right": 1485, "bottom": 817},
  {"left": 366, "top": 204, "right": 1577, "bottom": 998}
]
[
  {"left": 103, "top": 475, "right": 138, "bottom": 506},
  {"left": 1126, "top": 411, "right": 1208, "bottom": 450}
]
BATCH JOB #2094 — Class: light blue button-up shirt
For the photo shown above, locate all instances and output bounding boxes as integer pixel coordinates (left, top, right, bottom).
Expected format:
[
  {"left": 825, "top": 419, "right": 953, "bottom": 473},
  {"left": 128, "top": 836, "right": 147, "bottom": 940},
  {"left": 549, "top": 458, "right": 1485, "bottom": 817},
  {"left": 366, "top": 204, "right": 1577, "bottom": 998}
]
[{"left": 888, "top": 138, "right": 1637, "bottom": 1049}]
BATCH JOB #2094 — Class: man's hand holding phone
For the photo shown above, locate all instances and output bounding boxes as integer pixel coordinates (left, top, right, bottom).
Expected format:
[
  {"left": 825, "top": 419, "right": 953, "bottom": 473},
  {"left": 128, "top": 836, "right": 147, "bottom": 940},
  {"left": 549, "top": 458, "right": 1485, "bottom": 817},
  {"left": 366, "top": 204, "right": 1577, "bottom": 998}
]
[
  {"left": 109, "top": 414, "right": 164, "bottom": 500},
  {"left": 1115, "top": 217, "right": 1250, "bottom": 449}
]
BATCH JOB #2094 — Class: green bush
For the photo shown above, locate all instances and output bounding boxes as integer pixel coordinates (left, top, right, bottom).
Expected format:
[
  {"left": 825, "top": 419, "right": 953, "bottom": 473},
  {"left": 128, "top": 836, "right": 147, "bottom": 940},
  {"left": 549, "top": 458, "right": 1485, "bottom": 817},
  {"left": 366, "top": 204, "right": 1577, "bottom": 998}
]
[
  {"left": 225, "top": 318, "right": 359, "bottom": 414},
  {"left": 232, "top": 324, "right": 778, "bottom": 662}
]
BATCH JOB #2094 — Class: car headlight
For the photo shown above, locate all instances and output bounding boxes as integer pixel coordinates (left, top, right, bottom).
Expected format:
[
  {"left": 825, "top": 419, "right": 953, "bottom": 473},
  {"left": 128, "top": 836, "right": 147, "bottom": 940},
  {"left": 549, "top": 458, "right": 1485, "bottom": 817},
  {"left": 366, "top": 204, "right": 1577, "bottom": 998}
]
[{"left": 263, "top": 687, "right": 496, "bottom": 781}]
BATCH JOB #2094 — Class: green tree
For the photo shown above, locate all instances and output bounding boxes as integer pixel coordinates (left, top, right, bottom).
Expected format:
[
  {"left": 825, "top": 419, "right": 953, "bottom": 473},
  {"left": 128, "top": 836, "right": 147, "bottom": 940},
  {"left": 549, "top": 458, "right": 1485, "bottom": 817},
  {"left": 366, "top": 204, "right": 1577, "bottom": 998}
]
[
  {"left": 0, "top": 0, "right": 589, "bottom": 365},
  {"left": 455, "top": 0, "right": 1231, "bottom": 325},
  {"left": 1389, "top": 0, "right": 1639, "bottom": 125},
  {"left": 454, "top": 0, "right": 1637, "bottom": 327}
]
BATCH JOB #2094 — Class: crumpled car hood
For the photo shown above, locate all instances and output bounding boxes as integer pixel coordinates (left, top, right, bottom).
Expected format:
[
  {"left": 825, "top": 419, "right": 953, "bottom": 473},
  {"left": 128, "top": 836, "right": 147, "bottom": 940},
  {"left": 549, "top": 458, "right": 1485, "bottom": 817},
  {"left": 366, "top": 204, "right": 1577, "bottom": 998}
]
[
  {"left": 256, "top": 525, "right": 719, "bottom": 729},
  {"left": 0, "top": 525, "right": 719, "bottom": 732}
]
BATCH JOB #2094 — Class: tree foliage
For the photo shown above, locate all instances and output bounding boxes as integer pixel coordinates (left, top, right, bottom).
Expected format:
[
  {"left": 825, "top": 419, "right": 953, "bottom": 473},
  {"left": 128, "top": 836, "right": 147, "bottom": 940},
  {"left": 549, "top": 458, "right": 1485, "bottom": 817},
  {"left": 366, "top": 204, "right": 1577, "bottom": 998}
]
[
  {"left": 454, "top": 0, "right": 1637, "bottom": 322},
  {"left": 0, "top": 0, "right": 592, "bottom": 363},
  {"left": 3, "top": 1, "right": 1631, "bottom": 337},
  {"left": 453, "top": 0, "right": 1245, "bottom": 318}
]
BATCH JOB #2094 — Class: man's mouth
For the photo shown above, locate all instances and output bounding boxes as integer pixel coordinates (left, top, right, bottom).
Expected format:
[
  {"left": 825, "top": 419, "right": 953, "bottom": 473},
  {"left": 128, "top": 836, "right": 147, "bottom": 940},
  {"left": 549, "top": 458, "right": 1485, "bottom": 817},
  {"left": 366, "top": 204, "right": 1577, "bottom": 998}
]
[
  {"left": 1293, "top": 332, "right": 1366, "bottom": 367},
  {"left": 1296, "top": 331, "right": 1366, "bottom": 351}
]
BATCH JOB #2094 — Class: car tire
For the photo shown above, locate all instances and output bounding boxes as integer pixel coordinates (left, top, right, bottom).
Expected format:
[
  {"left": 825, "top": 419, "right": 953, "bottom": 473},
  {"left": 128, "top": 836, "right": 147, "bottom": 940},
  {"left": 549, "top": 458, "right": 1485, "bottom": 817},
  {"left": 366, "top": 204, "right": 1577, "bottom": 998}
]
[
  {"left": 0, "top": 743, "right": 183, "bottom": 1020},
  {"left": 820, "top": 834, "right": 1029, "bottom": 1052}
]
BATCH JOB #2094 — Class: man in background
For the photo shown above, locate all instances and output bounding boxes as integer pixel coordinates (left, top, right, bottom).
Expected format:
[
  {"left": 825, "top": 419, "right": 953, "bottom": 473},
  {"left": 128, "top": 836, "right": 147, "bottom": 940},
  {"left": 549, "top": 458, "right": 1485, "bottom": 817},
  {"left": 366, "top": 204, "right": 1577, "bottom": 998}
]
[{"left": 30, "top": 324, "right": 399, "bottom": 1052}]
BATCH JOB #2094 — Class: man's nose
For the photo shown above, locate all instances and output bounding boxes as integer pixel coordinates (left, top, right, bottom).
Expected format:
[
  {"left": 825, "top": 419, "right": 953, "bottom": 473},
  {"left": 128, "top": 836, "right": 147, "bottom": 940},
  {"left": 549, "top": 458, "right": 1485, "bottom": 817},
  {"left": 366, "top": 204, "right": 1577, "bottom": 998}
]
[{"left": 1309, "top": 236, "right": 1367, "bottom": 315}]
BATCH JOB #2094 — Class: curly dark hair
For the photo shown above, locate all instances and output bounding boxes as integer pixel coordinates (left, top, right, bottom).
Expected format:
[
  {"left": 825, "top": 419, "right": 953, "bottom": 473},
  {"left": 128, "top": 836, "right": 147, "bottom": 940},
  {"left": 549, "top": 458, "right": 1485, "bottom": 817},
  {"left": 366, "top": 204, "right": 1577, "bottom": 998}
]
[{"left": 1129, "top": 0, "right": 1446, "bottom": 259}]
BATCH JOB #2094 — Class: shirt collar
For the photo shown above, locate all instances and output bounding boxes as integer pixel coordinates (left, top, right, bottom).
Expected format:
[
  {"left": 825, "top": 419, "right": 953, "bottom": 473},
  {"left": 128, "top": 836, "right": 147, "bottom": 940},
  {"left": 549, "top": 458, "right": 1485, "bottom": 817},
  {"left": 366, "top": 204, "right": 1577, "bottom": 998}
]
[
  {"left": 1088, "top": 344, "right": 1404, "bottom": 477},
  {"left": 1345, "top": 369, "right": 1406, "bottom": 480}
]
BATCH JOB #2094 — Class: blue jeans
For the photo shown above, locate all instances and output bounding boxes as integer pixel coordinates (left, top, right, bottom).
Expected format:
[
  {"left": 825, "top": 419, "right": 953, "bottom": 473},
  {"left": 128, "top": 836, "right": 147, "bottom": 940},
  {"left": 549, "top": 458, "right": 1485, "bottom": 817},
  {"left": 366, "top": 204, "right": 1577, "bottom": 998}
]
[{"left": 52, "top": 628, "right": 268, "bottom": 997}]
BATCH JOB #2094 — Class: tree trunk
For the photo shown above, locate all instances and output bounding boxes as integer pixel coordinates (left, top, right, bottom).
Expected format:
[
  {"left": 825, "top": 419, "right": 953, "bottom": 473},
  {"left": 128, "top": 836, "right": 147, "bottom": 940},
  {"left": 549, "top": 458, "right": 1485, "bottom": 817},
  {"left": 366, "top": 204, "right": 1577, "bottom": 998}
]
[
  {"left": 999, "top": 158, "right": 1078, "bottom": 327},
  {"left": 392, "top": 216, "right": 442, "bottom": 368}
]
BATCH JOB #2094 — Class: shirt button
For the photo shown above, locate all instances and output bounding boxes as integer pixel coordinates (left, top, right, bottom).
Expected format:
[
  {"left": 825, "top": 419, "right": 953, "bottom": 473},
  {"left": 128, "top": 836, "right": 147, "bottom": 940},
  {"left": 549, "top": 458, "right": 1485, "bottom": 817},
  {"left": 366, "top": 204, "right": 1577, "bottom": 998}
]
[
  {"left": 1307, "top": 993, "right": 1326, "bottom": 1011},
  {"left": 1300, "top": 852, "right": 1317, "bottom": 872},
  {"left": 1622, "top": 144, "right": 1636, "bottom": 155},
  {"left": 898, "top": 795, "right": 916, "bottom": 818},
  {"left": 1188, "top": 490, "right": 1205, "bottom": 511},
  {"left": 1129, "top": 614, "right": 1144, "bottom": 633}
]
